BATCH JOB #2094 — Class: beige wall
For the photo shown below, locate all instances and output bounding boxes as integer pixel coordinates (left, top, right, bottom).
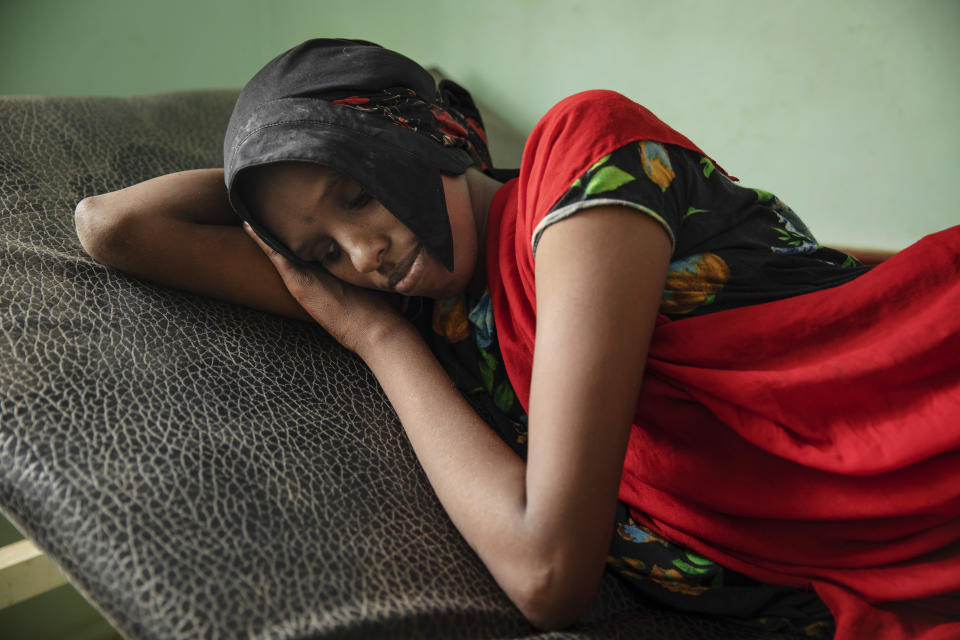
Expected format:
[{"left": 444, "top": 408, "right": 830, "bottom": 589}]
[{"left": 3, "top": 0, "right": 957, "bottom": 249}]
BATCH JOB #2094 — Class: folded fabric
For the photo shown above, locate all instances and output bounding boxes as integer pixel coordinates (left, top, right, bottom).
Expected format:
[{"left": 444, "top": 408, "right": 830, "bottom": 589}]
[{"left": 623, "top": 224, "right": 960, "bottom": 639}]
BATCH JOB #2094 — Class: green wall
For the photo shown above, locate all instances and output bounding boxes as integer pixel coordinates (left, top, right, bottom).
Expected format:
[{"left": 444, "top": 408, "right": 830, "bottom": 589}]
[{"left": 2, "top": 0, "right": 958, "bottom": 248}]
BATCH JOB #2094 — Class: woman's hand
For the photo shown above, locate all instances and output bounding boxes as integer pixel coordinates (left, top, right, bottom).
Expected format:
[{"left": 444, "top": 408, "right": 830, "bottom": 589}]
[{"left": 243, "top": 223, "right": 408, "bottom": 355}]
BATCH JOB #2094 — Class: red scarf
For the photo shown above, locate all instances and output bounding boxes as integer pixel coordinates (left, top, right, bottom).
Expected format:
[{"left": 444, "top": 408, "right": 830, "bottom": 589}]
[{"left": 487, "top": 90, "right": 960, "bottom": 639}]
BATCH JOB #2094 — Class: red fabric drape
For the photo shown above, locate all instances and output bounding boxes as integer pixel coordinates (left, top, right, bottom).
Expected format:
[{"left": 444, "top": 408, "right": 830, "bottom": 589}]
[{"left": 487, "top": 90, "right": 960, "bottom": 639}]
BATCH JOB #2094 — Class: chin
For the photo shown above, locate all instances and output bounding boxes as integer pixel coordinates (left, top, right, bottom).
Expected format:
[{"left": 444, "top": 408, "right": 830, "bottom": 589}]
[
  {"left": 418, "top": 250, "right": 474, "bottom": 300},
  {"left": 419, "top": 277, "right": 464, "bottom": 301}
]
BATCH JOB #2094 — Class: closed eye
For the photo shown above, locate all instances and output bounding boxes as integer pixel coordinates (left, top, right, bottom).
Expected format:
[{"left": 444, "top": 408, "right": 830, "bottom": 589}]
[
  {"left": 320, "top": 242, "right": 342, "bottom": 264},
  {"left": 299, "top": 238, "right": 340, "bottom": 265},
  {"left": 346, "top": 189, "right": 372, "bottom": 210}
]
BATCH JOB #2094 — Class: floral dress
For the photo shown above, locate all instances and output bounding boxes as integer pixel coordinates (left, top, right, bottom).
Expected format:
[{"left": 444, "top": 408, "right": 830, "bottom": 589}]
[{"left": 417, "top": 141, "right": 868, "bottom": 637}]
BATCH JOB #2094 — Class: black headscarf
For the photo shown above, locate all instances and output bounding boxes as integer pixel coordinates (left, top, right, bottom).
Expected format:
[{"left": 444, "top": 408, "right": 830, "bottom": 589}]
[{"left": 223, "top": 38, "right": 492, "bottom": 271}]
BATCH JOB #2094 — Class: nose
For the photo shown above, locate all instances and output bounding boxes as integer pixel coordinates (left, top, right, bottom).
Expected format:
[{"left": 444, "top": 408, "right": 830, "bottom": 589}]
[{"left": 343, "top": 233, "right": 387, "bottom": 274}]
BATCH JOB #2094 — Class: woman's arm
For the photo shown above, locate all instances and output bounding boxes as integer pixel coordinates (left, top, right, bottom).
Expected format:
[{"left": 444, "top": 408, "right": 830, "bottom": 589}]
[
  {"left": 249, "top": 207, "right": 671, "bottom": 629},
  {"left": 74, "top": 169, "right": 310, "bottom": 321}
]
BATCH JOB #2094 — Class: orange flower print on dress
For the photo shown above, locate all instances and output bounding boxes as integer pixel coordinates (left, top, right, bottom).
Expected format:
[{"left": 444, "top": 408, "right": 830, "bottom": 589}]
[
  {"left": 432, "top": 295, "right": 470, "bottom": 343},
  {"left": 661, "top": 252, "right": 731, "bottom": 315},
  {"left": 639, "top": 141, "right": 675, "bottom": 191},
  {"left": 649, "top": 565, "right": 711, "bottom": 596}
]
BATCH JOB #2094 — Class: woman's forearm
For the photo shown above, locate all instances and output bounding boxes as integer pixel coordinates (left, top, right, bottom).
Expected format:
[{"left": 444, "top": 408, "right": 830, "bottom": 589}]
[
  {"left": 75, "top": 169, "right": 310, "bottom": 321},
  {"left": 357, "top": 324, "right": 574, "bottom": 626}
]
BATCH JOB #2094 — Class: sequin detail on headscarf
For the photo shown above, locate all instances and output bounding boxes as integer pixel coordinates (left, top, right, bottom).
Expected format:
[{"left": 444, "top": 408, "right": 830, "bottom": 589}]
[{"left": 331, "top": 88, "right": 491, "bottom": 171}]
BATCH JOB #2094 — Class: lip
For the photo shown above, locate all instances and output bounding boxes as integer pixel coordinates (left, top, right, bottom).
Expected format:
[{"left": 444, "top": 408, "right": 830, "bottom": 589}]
[
  {"left": 387, "top": 244, "right": 419, "bottom": 289},
  {"left": 390, "top": 244, "right": 426, "bottom": 295}
]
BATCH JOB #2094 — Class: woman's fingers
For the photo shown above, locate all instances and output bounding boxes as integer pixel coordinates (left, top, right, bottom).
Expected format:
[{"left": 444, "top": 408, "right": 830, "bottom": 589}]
[
  {"left": 242, "top": 221, "right": 278, "bottom": 256},
  {"left": 243, "top": 222, "right": 295, "bottom": 272},
  {"left": 242, "top": 222, "right": 317, "bottom": 289}
]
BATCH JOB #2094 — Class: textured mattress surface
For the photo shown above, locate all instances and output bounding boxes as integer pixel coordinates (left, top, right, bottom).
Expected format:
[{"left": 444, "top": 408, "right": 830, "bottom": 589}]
[{"left": 0, "top": 91, "right": 794, "bottom": 639}]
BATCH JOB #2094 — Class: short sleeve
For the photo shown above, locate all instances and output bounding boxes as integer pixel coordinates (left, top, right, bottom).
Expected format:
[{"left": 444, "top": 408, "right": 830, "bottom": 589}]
[{"left": 532, "top": 140, "right": 690, "bottom": 256}]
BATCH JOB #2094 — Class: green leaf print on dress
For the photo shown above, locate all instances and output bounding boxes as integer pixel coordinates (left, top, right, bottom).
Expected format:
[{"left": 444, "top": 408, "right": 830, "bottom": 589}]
[
  {"left": 571, "top": 153, "right": 612, "bottom": 189},
  {"left": 613, "top": 519, "right": 725, "bottom": 595},
  {"left": 699, "top": 156, "right": 715, "bottom": 179},
  {"left": 769, "top": 201, "right": 820, "bottom": 255},
  {"left": 754, "top": 190, "right": 821, "bottom": 256},
  {"left": 587, "top": 153, "right": 611, "bottom": 174},
  {"left": 478, "top": 347, "right": 497, "bottom": 392},
  {"left": 493, "top": 381, "right": 516, "bottom": 414},
  {"left": 840, "top": 254, "right": 860, "bottom": 268},
  {"left": 754, "top": 188, "right": 775, "bottom": 203},
  {"left": 584, "top": 165, "right": 636, "bottom": 195}
]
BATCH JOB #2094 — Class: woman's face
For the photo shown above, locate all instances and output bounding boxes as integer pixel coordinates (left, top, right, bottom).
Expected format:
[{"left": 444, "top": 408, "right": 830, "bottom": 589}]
[{"left": 245, "top": 162, "right": 478, "bottom": 300}]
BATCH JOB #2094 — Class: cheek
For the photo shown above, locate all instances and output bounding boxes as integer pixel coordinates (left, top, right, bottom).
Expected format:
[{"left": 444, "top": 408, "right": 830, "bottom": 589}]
[
  {"left": 441, "top": 175, "right": 478, "bottom": 284},
  {"left": 410, "top": 247, "right": 466, "bottom": 300},
  {"left": 325, "top": 264, "right": 363, "bottom": 288}
]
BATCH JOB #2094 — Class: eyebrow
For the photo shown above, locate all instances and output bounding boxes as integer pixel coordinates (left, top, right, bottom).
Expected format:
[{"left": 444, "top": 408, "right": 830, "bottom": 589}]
[
  {"left": 319, "top": 173, "right": 344, "bottom": 203},
  {"left": 300, "top": 173, "right": 344, "bottom": 222}
]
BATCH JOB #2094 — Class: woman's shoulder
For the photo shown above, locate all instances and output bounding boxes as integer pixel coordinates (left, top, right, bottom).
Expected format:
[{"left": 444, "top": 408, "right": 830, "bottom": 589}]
[
  {"left": 538, "top": 90, "right": 636, "bottom": 120},
  {"left": 528, "top": 91, "right": 686, "bottom": 150},
  {"left": 520, "top": 92, "right": 732, "bottom": 204},
  {"left": 513, "top": 92, "right": 722, "bottom": 228},
  {"left": 517, "top": 92, "right": 644, "bottom": 209},
  {"left": 525, "top": 91, "right": 650, "bottom": 154},
  {"left": 543, "top": 90, "right": 667, "bottom": 122}
]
